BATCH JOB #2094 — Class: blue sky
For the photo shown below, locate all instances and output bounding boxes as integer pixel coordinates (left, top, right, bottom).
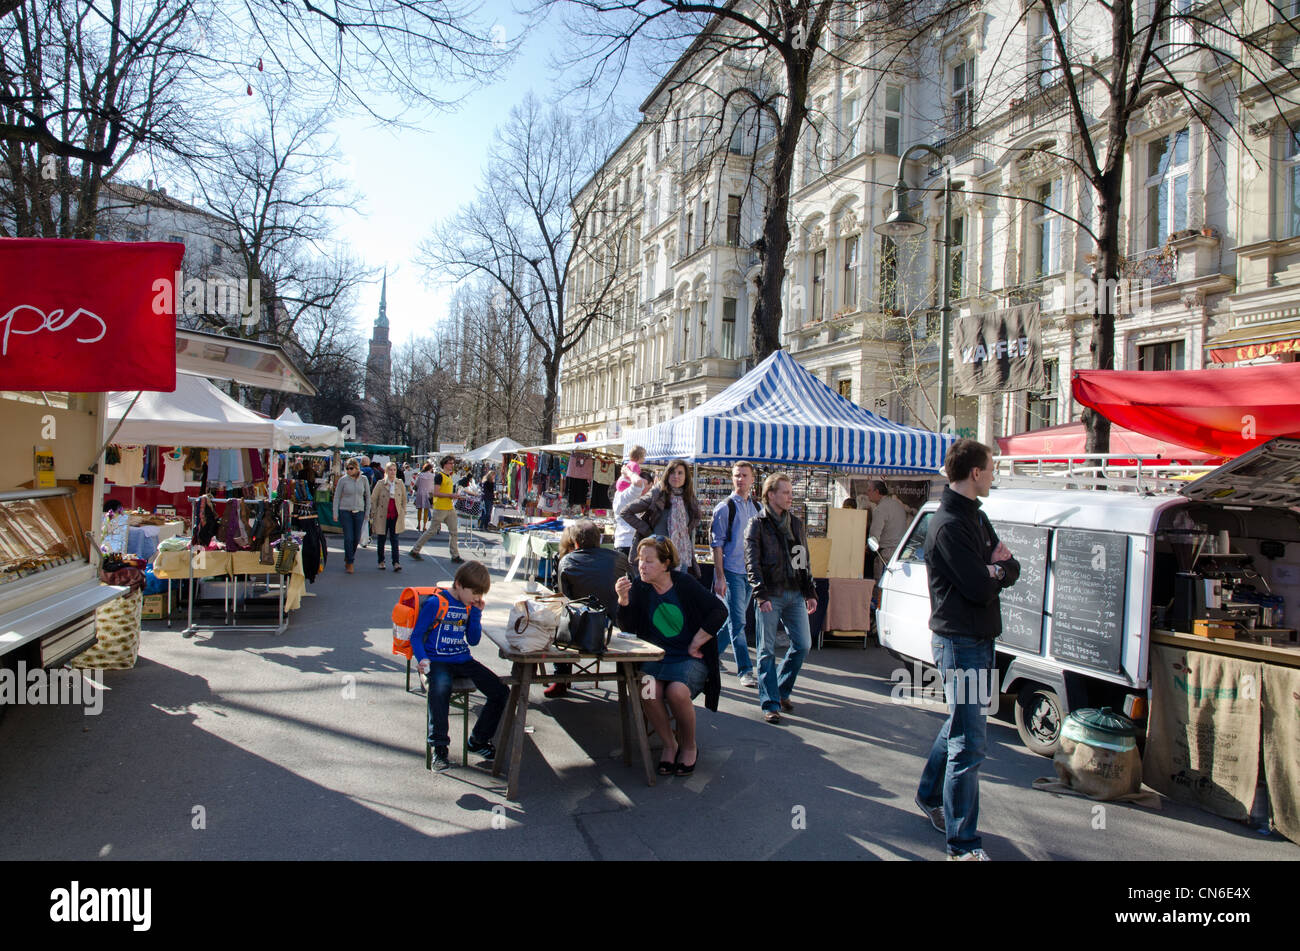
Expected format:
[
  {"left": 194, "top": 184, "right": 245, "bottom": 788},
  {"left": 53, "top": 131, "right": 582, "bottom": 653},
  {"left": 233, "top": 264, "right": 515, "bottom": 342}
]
[{"left": 333, "top": 1, "right": 651, "bottom": 349}]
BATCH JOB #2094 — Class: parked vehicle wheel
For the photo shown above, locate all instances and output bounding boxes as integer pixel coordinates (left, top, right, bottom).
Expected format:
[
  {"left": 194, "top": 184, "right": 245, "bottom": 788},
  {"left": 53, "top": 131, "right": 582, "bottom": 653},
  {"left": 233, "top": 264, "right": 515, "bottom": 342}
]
[{"left": 1014, "top": 683, "right": 1064, "bottom": 756}]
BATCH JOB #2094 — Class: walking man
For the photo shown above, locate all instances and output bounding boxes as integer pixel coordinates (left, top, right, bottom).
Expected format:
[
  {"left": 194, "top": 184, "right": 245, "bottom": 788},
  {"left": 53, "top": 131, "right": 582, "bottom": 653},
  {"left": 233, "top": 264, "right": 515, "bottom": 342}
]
[
  {"left": 410, "top": 455, "right": 464, "bottom": 563},
  {"left": 710, "top": 461, "right": 761, "bottom": 687},
  {"left": 915, "top": 439, "right": 1019, "bottom": 861}
]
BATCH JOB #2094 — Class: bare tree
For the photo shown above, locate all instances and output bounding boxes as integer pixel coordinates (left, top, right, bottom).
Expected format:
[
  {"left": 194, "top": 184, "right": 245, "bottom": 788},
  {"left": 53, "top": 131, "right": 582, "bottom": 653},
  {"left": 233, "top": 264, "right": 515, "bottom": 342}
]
[
  {"left": 418, "top": 94, "right": 630, "bottom": 443},
  {"left": 550, "top": 0, "right": 969, "bottom": 364},
  {"left": 977, "top": 1, "right": 1300, "bottom": 451}
]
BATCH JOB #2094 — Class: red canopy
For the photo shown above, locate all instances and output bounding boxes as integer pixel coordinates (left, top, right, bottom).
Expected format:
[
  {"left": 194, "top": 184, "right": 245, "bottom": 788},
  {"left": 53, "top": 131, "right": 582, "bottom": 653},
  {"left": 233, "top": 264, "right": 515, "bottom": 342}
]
[
  {"left": 995, "top": 420, "right": 1220, "bottom": 463},
  {"left": 1072, "top": 364, "right": 1300, "bottom": 459}
]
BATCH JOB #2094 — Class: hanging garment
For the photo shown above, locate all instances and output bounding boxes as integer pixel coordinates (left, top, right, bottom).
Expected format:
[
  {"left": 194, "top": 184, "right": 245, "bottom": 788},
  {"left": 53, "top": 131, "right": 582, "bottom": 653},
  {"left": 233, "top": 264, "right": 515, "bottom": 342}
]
[
  {"left": 566, "top": 477, "right": 589, "bottom": 506},
  {"left": 193, "top": 497, "right": 220, "bottom": 547},
  {"left": 104, "top": 446, "right": 145, "bottom": 486},
  {"left": 593, "top": 458, "right": 616, "bottom": 485},
  {"left": 160, "top": 449, "right": 187, "bottom": 493},
  {"left": 301, "top": 522, "right": 323, "bottom": 582},
  {"left": 591, "top": 480, "right": 612, "bottom": 509},
  {"left": 221, "top": 500, "right": 251, "bottom": 551},
  {"left": 568, "top": 453, "right": 594, "bottom": 480}
]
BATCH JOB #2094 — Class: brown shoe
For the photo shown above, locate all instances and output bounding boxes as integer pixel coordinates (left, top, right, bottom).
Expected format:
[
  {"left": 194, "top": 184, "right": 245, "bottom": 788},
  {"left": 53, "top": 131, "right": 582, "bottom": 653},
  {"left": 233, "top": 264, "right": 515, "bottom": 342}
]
[
  {"left": 346, "top": 563, "right": 354, "bottom": 574},
  {"left": 763, "top": 710, "right": 781, "bottom": 724},
  {"left": 780, "top": 698, "right": 794, "bottom": 712},
  {"left": 544, "top": 682, "right": 568, "bottom": 698}
]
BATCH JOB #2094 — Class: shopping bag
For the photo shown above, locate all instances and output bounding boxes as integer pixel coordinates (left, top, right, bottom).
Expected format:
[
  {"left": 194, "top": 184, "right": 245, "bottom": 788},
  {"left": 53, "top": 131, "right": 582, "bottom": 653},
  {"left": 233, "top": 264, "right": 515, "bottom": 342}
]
[{"left": 505, "top": 594, "right": 567, "bottom": 653}]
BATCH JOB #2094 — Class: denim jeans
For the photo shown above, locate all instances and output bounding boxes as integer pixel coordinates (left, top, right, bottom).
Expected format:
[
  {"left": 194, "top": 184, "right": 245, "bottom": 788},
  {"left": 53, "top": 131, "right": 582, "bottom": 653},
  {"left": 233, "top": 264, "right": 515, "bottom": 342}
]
[
  {"left": 339, "top": 510, "right": 365, "bottom": 565},
  {"left": 716, "top": 570, "right": 754, "bottom": 675},
  {"left": 377, "top": 516, "right": 400, "bottom": 565},
  {"left": 916, "top": 634, "right": 995, "bottom": 856},
  {"left": 478, "top": 501, "right": 493, "bottom": 531},
  {"left": 425, "top": 658, "right": 510, "bottom": 749},
  {"left": 755, "top": 588, "right": 811, "bottom": 712}
]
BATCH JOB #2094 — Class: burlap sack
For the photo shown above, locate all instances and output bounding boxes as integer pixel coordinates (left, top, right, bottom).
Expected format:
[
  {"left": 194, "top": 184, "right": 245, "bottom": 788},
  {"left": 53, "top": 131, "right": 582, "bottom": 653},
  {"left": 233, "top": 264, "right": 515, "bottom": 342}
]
[
  {"left": 1143, "top": 644, "right": 1260, "bottom": 821},
  {"left": 1261, "top": 664, "right": 1300, "bottom": 844},
  {"left": 72, "top": 589, "right": 142, "bottom": 670},
  {"left": 1052, "top": 735, "right": 1142, "bottom": 799}
]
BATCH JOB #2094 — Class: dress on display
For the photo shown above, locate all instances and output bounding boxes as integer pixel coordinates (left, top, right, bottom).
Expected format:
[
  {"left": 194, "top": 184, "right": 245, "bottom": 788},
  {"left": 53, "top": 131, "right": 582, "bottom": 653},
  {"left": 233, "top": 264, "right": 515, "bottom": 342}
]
[{"left": 160, "top": 449, "right": 187, "bottom": 493}]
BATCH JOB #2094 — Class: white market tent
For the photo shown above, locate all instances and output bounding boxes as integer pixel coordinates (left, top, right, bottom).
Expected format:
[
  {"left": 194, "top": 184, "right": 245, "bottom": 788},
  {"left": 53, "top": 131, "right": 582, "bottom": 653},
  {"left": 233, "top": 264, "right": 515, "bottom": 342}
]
[
  {"left": 273, "top": 408, "right": 344, "bottom": 450},
  {"left": 463, "top": 436, "right": 526, "bottom": 462},
  {"left": 106, "top": 374, "right": 278, "bottom": 449},
  {"left": 623, "top": 349, "right": 956, "bottom": 474}
]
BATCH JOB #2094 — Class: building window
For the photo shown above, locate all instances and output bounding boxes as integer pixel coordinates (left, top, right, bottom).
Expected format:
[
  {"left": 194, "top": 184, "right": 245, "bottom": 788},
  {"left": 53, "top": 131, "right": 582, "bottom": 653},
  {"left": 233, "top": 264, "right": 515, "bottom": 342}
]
[
  {"left": 722, "top": 297, "right": 737, "bottom": 359},
  {"left": 696, "top": 297, "right": 708, "bottom": 359},
  {"left": 841, "top": 93, "right": 860, "bottom": 159},
  {"left": 842, "top": 234, "right": 859, "bottom": 309},
  {"left": 1025, "top": 359, "right": 1058, "bottom": 429},
  {"left": 211, "top": 243, "right": 222, "bottom": 263},
  {"left": 1032, "top": 180, "right": 1062, "bottom": 277},
  {"left": 1034, "top": 5, "right": 1064, "bottom": 89},
  {"left": 1147, "top": 128, "right": 1189, "bottom": 249},
  {"left": 685, "top": 211, "right": 694, "bottom": 256},
  {"left": 950, "top": 215, "right": 965, "bottom": 299},
  {"left": 1286, "top": 122, "right": 1300, "bottom": 237},
  {"left": 884, "top": 83, "right": 903, "bottom": 156},
  {"left": 880, "top": 236, "right": 899, "bottom": 312},
  {"left": 702, "top": 199, "right": 710, "bottom": 246},
  {"left": 1138, "top": 340, "right": 1185, "bottom": 371},
  {"left": 951, "top": 57, "right": 975, "bottom": 133},
  {"left": 837, "top": 378, "right": 853, "bottom": 400},
  {"left": 811, "top": 248, "right": 827, "bottom": 320},
  {"left": 726, "top": 195, "right": 742, "bottom": 246}
]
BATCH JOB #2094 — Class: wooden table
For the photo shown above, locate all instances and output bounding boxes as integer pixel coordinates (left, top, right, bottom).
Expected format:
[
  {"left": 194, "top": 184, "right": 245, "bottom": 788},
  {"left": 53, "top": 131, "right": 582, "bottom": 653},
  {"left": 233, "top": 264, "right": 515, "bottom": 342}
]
[{"left": 482, "top": 627, "right": 665, "bottom": 801}]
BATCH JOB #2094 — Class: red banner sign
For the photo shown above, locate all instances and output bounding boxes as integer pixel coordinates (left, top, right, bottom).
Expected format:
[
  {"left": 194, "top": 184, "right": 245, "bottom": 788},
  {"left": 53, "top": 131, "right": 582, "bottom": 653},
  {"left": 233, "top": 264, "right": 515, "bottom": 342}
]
[
  {"left": 1208, "top": 337, "right": 1300, "bottom": 364},
  {"left": 0, "top": 238, "right": 182, "bottom": 391}
]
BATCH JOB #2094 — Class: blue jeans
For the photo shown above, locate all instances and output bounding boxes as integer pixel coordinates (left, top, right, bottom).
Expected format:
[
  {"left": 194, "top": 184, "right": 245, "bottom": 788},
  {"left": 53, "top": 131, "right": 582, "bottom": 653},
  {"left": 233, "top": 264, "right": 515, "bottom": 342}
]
[
  {"left": 425, "top": 658, "right": 510, "bottom": 749},
  {"left": 717, "top": 570, "right": 754, "bottom": 675},
  {"left": 755, "top": 589, "right": 811, "bottom": 712},
  {"left": 339, "top": 510, "right": 365, "bottom": 565},
  {"left": 916, "top": 634, "right": 995, "bottom": 855}
]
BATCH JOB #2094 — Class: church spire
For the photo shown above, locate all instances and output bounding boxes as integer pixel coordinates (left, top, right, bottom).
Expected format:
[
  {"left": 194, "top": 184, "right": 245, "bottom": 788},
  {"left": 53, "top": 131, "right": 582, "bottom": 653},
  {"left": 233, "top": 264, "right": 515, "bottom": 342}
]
[{"left": 377, "top": 268, "right": 389, "bottom": 328}]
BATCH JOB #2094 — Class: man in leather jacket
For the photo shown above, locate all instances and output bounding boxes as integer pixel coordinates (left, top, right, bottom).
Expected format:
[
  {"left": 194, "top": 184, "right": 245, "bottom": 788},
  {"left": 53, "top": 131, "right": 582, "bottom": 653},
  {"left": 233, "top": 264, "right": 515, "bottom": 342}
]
[
  {"left": 915, "top": 438, "right": 1019, "bottom": 861},
  {"left": 744, "top": 473, "right": 817, "bottom": 724}
]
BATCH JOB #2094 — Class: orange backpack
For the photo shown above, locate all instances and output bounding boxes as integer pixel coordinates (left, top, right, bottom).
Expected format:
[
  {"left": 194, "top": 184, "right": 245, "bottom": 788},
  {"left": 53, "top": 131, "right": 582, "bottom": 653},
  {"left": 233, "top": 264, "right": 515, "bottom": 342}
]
[{"left": 391, "top": 586, "right": 449, "bottom": 659}]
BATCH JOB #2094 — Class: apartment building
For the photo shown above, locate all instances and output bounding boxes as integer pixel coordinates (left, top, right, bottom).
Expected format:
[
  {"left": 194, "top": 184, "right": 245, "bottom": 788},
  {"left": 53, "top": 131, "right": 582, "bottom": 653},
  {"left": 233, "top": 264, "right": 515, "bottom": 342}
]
[{"left": 556, "top": 1, "right": 1300, "bottom": 446}]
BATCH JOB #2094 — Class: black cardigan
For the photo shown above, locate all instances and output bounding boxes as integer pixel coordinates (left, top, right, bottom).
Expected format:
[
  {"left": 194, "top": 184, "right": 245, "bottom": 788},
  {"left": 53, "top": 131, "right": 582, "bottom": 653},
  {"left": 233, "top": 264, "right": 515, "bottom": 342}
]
[{"left": 615, "top": 572, "right": 727, "bottom": 711}]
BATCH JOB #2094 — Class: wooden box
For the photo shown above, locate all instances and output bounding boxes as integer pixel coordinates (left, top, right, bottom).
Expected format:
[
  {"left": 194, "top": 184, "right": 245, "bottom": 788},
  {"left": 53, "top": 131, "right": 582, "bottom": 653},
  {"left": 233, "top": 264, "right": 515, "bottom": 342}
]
[
  {"left": 1192, "top": 619, "right": 1235, "bottom": 640},
  {"left": 141, "top": 594, "right": 167, "bottom": 620}
]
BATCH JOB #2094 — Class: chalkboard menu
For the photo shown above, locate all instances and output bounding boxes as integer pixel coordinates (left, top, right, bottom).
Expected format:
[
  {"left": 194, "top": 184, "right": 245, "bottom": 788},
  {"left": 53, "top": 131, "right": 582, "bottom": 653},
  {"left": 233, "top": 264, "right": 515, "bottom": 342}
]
[
  {"left": 992, "top": 521, "right": 1050, "bottom": 654},
  {"left": 1049, "top": 529, "right": 1128, "bottom": 674}
]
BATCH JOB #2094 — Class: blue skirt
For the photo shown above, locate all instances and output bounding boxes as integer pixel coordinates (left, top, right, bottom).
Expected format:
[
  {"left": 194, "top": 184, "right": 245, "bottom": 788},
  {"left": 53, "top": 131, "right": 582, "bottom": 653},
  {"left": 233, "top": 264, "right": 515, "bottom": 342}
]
[{"left": 640, "top": 657, "right": 709, "bottom": 699}]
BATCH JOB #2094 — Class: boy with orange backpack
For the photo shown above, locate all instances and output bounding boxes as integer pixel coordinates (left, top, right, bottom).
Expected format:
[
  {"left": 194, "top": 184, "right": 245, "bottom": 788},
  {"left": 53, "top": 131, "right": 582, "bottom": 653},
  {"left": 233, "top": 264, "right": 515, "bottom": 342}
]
[{"left": 409, "top": 561, "right": 509, "bottom": 772}]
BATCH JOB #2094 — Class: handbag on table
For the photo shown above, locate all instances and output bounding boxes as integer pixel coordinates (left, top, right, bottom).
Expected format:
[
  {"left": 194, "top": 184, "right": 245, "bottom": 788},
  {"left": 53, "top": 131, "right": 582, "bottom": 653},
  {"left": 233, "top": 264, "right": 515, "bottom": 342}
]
[
  {"left": 505, "top": 594, "right": 567, "bottom": 653},
  {"left": 554, "top": 597, "right": 612, "bottom": 655}
]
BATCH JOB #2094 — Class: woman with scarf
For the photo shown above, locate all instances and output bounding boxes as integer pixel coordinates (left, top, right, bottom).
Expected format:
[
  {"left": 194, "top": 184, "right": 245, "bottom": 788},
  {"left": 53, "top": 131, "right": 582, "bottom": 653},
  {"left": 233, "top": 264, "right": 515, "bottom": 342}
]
[
  {"left": 744, "top": 473, "right": 818, "bottom": 724},
  {"left": 617, "top": 458, "right": 702, "bottom": 577}
]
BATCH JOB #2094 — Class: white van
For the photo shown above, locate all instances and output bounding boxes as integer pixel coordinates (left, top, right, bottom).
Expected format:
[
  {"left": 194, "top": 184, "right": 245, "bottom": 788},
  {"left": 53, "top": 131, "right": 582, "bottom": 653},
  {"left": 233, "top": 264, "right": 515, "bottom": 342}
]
[{"left": 874, "top": 438, "right": 1300, "bottom": 755}]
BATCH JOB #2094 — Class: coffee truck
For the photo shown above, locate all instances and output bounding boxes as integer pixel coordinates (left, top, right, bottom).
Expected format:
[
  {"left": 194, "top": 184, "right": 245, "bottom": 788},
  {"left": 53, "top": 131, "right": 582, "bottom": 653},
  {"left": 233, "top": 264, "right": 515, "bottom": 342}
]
[{"left": 874, "top": 438, "right": 1300, "bottom": 754}]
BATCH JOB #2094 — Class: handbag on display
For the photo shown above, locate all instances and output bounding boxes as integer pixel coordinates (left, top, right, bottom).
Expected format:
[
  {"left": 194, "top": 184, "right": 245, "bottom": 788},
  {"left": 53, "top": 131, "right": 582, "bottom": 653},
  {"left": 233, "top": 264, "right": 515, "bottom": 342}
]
[
  {"left": 505, "top": 594, "right": 567, "bottom": 653},
  {"left": 273, "top": 536, "right": 299, "bottom": 575},
  {"left": 554, "top": 597, "right": 612, "bottom": 655}
]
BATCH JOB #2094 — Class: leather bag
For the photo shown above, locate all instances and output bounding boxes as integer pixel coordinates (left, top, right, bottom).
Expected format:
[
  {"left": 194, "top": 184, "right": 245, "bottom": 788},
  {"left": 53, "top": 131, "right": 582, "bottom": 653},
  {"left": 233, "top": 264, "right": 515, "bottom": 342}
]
[
  {"left": 554, "top": 597, "right": 612, "bottom": 655},
  {"left": 505, "top": 594, "right": 567, "bottom": 653}
]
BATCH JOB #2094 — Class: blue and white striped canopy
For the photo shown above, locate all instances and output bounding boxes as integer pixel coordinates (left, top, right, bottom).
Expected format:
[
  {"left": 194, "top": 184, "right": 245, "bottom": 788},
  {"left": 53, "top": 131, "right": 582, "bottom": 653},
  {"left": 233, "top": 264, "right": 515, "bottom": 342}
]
[{"left": 624, "top": 350, "right": 954, "bottom": 474}]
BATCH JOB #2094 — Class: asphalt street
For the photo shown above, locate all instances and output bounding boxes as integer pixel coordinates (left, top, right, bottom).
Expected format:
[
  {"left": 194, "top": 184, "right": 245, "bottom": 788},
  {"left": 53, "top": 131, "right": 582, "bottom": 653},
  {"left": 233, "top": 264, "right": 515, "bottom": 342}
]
[{"left": 1, "top": 525, "right": 1295, "bottom": 861}]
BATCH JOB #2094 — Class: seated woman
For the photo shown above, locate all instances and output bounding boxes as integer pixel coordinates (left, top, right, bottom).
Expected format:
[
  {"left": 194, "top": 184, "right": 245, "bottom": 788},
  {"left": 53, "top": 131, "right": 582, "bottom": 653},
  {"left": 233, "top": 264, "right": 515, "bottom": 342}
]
[
  {"left": 546, "top": 521, "right": 629, "bottom": 699},
  {"left": 613, "top": 535, "right": 726, "bottom": 777}
]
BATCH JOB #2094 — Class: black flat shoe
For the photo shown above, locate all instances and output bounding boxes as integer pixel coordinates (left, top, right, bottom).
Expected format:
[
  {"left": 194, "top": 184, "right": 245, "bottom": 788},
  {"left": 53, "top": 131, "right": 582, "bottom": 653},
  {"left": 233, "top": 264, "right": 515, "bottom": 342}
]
[{"left": 675, "top": 749, "right": 699, "bottom": 776}]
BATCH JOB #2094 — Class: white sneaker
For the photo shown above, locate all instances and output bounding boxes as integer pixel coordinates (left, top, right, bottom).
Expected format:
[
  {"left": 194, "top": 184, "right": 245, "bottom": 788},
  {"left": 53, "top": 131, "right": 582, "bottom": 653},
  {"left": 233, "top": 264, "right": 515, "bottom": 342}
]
[
  {"left": 947, "top": 848, "right": 991, "bottom": 861},
  {"left": 739, "top": 670, "right": 759, "bottom": 688}
]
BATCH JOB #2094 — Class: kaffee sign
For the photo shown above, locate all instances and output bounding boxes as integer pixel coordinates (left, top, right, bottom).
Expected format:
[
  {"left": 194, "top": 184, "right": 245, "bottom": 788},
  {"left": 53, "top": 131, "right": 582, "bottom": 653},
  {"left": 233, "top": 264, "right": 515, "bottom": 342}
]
[
  {"left": 953, "top": 303, "right": 1047, "bottom": 395},
  {"left": 0, "top": 238, "right": 183, "bottom": 392}
]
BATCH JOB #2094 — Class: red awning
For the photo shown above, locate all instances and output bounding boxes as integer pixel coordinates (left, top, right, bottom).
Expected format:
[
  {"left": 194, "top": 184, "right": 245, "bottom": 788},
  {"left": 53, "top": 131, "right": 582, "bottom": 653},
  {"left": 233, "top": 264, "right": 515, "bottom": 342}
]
[
  {"left": 1072, "top": 364, "right": 1300, "bottom": 459},
  {"left": 995, "top": 421, "right": 1221, "bottom": 463},
  {"left": 0, "top": 238, "right": 182, "bottom": 391}
]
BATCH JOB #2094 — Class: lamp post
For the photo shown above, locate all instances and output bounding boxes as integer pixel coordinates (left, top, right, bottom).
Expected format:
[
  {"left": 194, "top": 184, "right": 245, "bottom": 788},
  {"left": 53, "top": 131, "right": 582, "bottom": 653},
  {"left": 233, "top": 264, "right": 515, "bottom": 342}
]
[{"left": 875, "top": 143, "right": 953, "bottom": 433}]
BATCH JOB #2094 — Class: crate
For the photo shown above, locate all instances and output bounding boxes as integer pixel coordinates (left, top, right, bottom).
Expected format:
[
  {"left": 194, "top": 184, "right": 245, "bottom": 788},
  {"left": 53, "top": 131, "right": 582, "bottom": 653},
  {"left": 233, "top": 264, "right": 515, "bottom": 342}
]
[
  {"left": 1192, "top": 619, "right": 1235, "bottom": 640},
  {"left": 141, "top": 593, "right": 167, "bottom": 620}
]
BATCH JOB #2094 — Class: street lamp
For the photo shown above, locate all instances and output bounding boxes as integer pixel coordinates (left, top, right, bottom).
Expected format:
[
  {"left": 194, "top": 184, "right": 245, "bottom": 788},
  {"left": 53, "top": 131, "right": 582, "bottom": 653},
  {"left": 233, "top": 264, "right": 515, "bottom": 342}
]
[{"left": 875, "top": 143, "right": 953, "bottom": 432}]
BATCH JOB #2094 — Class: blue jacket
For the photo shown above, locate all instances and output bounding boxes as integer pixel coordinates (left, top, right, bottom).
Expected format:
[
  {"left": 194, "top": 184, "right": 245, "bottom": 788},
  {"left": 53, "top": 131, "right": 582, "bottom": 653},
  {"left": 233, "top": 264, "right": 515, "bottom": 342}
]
[{"left": 409, "top": 590, "right": 481, "bottom": 665}]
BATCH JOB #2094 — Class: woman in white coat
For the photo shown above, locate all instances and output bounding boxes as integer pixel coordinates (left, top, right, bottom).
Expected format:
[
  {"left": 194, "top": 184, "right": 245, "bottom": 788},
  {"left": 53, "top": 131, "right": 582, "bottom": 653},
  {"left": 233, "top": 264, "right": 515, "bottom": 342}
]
[{"left": 369, "top": 462, "right": 409, "bottom": 571}]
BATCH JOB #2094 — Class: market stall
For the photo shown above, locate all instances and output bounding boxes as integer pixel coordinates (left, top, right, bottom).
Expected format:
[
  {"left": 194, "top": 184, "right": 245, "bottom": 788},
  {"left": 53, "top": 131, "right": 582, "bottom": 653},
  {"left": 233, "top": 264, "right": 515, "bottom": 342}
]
[{"left": 623, "top": 349, "right": 956, "bottom": 644}]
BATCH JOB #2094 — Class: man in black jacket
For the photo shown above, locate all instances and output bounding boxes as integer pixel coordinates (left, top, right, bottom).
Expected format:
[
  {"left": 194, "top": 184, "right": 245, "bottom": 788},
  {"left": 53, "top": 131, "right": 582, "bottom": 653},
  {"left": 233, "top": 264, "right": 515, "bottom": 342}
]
[{"left": 915, "top": 438, "right": 1019, "bottom": 862}]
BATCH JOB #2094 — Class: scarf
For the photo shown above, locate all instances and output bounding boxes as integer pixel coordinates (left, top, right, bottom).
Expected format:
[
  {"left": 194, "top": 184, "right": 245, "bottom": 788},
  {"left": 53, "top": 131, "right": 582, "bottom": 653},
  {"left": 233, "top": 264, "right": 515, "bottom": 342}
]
[
  {"left": 668, "top": 489, "right": 693, "bottom": 568},
  {"left": 765, "top": 501, "right": 801, "bottom": 584}
]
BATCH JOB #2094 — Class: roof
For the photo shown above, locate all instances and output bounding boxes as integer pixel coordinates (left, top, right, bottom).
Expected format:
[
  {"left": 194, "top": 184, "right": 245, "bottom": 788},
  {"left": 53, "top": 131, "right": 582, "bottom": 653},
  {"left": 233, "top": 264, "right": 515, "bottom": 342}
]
[{"left": 624, "top": 349, "right": 954, "bottom": 473}]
